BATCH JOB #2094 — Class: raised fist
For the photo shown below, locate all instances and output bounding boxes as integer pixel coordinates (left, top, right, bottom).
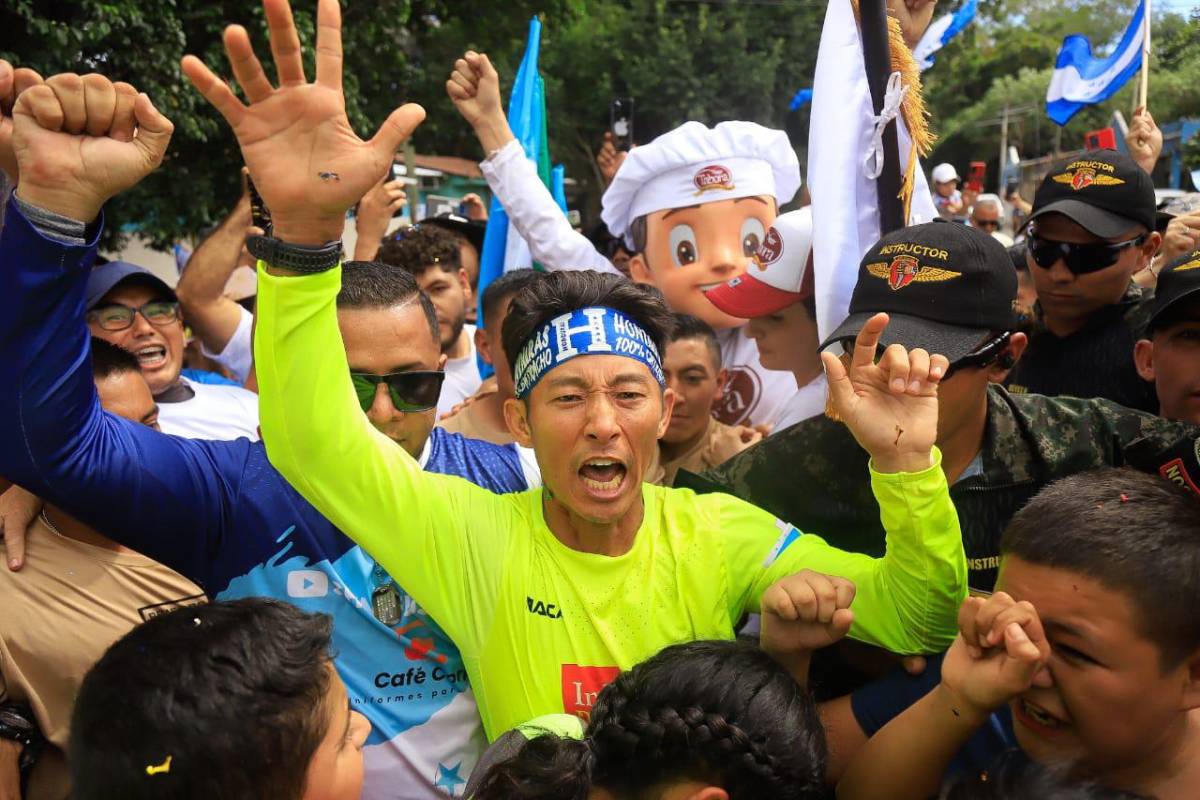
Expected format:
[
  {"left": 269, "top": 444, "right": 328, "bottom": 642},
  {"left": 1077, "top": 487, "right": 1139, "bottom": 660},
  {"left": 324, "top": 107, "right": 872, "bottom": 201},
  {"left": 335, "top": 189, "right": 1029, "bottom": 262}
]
[{"left": 446, "top": 51, "right": 505, "bottom": 131}]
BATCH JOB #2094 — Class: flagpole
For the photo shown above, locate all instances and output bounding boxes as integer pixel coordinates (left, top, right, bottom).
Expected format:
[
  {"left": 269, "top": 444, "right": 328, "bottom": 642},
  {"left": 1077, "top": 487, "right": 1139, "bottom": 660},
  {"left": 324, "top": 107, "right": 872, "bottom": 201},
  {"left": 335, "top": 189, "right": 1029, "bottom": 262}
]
[
  {"left": 1139, "top": 0, "right": 1151, "bottom": 108},
  {"left": 859, "top": 0, "right": 906, "bottom": 235}
]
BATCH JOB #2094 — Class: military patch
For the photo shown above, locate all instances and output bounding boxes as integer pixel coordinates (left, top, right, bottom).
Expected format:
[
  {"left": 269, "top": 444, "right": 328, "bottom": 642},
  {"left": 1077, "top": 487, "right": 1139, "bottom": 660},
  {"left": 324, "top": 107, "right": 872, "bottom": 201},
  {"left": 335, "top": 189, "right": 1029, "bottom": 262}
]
[
  {"left": 866, "top": 256, "right": 962, "bottom": 291},
  {"left": 1051, "top": 168, "right": 1125, "bottom": 191},
  {"left": 693, "top": 164, "right": 735, "bottom": 195}
]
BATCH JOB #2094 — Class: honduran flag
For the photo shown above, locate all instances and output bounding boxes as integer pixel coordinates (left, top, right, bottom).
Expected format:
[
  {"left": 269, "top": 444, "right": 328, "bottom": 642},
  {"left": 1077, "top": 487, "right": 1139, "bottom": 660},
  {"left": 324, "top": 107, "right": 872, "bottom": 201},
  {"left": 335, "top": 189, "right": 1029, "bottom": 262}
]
[
  {"left": 913, "top": 0, "right": 978, "bottom": 72},
  {"left": 1045, "top": 0, "right": 1147, "bottom": 126}
]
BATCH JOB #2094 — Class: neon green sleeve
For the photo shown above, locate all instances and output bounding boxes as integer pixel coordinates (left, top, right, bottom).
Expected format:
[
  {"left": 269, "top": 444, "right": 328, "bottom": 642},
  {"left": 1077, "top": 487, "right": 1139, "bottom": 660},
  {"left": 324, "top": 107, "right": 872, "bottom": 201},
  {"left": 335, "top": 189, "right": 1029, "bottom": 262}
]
[
  {"left": 252, "top": 264, "right": 512, "bottom": 654},
  {"left": 720, "top": 449, "right": 966, "bottom": 654}
]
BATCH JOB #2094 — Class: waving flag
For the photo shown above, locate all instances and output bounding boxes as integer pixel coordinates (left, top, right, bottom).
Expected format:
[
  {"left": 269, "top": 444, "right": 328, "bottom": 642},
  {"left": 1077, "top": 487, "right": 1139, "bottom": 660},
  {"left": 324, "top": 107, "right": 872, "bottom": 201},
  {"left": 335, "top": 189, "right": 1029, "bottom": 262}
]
[
  {"left": 476, "top": 17, "right": 567, "bottom": 375},
  {"left": 913, "top": 0, "right": 978, "bottom": 72},
  {"left": 1046, "top": 0, "right": 1147, "bottom": 126},
  {"left": 789, "top": 88, "right": 814, "bottom": 111}
]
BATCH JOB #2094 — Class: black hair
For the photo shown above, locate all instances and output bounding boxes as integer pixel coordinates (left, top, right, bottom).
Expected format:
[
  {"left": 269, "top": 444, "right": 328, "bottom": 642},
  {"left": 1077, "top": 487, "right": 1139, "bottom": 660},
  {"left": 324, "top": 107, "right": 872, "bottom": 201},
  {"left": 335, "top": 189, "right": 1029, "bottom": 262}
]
[
  {"left": 942, "top": 753, "right": 1148, "bottom": 800},
  {"left": 472, "top": 639, "right": 827, "bottom": 800},
  {"left": 1001, "top": 468, "right": 1200, "bottom": 669},
  {"left": 667, "top": 312, "right": 722, "bottom": 371},
  {"left": 70, "top": 598, "right": 336, "bottom": 800},
  {"left": 375, "top": 224, "right": 462, "bottom": 277},
  {"left": 501, "top": 269, "right": 674, "bottom": 382},
  {"left": 481, "top": 269, "right": 544, "bottom": 330},
  {"left": 337, "top": 259, "right": 439, "bottom": 344},
  {"left": 90, "top": 337, "right": 142, "bottom": 381}
]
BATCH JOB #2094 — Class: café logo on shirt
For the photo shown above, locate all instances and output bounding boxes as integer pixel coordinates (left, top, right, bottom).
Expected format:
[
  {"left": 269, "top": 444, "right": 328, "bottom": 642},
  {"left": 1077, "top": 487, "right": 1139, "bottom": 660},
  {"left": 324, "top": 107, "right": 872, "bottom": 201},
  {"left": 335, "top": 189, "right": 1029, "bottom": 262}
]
[
  {"left": 866, "top": 253, "right": 961, "bottom": 291},
  {"left": 1051, "top": 160, "right": 1125, "bottom": 192},
  {"left": 561, "top": 664, "right": 621, "bottom": 721},
  {"left": 693, "top": 164, "right": 735, "bottom": 195},
  {"left": 754, "top": 226, "right": 785, "bottom": 270}
]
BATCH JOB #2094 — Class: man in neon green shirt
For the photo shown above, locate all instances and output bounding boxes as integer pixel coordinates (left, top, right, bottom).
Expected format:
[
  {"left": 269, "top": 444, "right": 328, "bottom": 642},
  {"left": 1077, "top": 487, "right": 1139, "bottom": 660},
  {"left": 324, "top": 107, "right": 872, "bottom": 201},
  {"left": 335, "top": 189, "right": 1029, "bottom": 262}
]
[{"left": 182, "top": 0, "right": 967, "bottom": 741}]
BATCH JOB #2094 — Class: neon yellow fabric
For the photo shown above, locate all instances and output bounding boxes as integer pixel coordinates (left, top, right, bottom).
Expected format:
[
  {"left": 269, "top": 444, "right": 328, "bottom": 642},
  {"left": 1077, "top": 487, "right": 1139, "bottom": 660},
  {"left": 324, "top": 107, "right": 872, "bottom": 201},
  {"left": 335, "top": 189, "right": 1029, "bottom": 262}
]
[{"left": 254, "top": 264, "right": 967, "bottom": 741}]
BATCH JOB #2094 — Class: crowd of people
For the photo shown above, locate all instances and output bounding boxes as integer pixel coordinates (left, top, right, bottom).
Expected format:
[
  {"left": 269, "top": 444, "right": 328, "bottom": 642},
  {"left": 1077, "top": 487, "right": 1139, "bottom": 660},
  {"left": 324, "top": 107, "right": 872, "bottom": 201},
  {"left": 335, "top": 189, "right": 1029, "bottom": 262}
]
[{"left": 1, "top": 0, "right": 1199, "bottom": 799}]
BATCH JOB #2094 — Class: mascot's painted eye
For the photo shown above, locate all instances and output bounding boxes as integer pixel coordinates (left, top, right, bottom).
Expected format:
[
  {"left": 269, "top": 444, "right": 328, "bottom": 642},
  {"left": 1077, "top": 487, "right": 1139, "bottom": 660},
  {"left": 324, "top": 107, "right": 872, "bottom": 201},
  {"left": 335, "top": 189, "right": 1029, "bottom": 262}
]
[
  {"left": 670, "top": 224, "right": 699, "bottom": 267},
  {"left": 741, "top": 217, "right": 766, "bottom": 257}
]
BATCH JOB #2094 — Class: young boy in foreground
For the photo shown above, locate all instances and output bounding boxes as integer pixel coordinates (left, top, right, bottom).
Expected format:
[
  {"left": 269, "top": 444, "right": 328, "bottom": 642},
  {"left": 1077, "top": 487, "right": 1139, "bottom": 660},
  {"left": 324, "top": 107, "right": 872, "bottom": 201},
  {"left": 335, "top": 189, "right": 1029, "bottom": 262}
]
[
  {"left": 835, "top": 468, "right": 1200, "bottom": 800},
  {"left": 70, "top": 598, "right": 370, "bottom": 800}
]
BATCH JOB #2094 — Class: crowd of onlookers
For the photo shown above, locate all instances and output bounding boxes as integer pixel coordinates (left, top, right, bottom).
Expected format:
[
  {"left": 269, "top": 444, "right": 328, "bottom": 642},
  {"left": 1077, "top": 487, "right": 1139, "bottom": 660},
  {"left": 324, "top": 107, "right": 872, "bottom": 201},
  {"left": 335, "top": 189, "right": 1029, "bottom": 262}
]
[{"left": 1, "top": 2, "right": 1200, "bottom": 798}]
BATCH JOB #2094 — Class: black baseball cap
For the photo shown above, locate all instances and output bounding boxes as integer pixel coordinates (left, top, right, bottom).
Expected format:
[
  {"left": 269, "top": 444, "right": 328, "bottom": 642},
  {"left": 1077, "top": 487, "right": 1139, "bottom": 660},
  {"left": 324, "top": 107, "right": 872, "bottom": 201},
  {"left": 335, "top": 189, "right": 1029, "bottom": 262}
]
[
  {"left": 820, "top": 220, "right": 1017, "bottom": 363},
  {"left": 1025, "top": 149, "right": 1156, "bottom": 238},
  {"left": 1145, "top": 249, "right": 1200, "bottom": 334},
  {"left": 420, "top": 213, "right": 486, "bottom": 253},
  {"left": 85, "top": 261, "right": 177, "bottom": 310}
]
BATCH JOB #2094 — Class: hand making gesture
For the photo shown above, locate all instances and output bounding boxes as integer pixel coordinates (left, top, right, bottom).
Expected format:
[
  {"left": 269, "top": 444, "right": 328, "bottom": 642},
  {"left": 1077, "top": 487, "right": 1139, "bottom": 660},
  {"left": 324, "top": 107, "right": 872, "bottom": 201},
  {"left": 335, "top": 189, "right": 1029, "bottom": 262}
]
[
  {"left": 180, "top": 0, "right": 425, "bottom": 247},
  {"left": 822, "top": 312, "right": 947, "bottom": 473}
]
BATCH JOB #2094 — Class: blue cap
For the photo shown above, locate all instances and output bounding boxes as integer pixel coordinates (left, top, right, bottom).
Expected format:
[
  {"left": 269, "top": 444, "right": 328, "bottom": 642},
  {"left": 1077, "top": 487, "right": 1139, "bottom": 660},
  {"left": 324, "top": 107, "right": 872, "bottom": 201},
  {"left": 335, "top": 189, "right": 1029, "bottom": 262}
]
[{"left": 85, "top": 261, "right": 176, "bottom": 310}]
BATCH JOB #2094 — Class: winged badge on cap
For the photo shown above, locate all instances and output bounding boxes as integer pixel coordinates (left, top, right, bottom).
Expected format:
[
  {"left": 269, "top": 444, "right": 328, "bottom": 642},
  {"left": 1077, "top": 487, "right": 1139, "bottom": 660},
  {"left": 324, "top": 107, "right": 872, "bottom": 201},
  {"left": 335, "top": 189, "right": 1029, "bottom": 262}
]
[
  {"left": 867, "top": 256, "right": 962, "bottom": 291},
  {"left": 1051, "top": 167, "right": 1125, "bottom": 191},
  {"left": 1175, "top": 257, "right": 1200, "bottom": 273}
]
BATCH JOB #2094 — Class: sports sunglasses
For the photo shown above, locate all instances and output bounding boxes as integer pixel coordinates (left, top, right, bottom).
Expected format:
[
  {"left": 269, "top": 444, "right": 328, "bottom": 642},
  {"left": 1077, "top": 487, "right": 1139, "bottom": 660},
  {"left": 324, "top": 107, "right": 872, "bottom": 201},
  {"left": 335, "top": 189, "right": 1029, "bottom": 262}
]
[
  {"left": 350, "top": 370, "right": 445, "bottom": 413},
  {"left": 1026, "top": 233, "right": 1146, "bottom": 276}
]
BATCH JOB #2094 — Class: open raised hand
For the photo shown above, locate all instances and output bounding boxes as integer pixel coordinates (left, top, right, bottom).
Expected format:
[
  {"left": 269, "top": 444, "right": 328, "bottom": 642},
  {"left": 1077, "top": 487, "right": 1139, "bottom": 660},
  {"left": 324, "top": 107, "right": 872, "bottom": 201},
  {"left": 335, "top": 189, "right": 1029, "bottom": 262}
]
[
  {"left": 181, "top": 0, "right": 425, "bottom": 246},
  {"left": 11, "top": 71, "right": 173, "bottom": 222},
  {"left": 822, "top": 313, "right": 947, "bottom": 473}
]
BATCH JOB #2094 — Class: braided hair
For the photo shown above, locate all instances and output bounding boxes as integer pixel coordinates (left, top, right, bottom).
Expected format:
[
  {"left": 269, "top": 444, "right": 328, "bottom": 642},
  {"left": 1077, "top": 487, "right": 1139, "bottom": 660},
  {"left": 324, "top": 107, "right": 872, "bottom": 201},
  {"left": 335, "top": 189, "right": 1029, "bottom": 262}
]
[{"left": 472, "top": 640, "right": 826, "bottom": 800}]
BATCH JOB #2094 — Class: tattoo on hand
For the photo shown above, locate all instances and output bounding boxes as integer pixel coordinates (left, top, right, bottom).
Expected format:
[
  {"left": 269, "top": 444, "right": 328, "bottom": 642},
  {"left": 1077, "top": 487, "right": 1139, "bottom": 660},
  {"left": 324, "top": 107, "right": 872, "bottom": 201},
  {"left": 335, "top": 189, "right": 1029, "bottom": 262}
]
[{"left": 893, "top": 424, "right": 904, "bottom": 446}]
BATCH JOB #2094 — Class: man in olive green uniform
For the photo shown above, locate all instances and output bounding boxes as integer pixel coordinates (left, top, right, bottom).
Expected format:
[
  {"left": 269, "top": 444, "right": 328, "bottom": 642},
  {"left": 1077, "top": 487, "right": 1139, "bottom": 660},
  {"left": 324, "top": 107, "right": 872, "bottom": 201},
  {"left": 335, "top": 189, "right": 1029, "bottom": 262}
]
[{"left": 682, "top": 221, "right": 1200, "bottom": 594}]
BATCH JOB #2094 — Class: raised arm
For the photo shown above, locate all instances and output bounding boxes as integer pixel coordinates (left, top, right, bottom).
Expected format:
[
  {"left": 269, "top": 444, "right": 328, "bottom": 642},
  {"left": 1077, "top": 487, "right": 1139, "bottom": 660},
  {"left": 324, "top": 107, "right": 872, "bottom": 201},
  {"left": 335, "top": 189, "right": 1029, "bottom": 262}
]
[
  {"left": 180, "top": 0, "right": 510, "bottom": 643},
  {"left": 447, "top": 51, "right": 616, "bottom": 274},
  {"left": 175, "top": 175, "right": 258, "bottom": 381}
]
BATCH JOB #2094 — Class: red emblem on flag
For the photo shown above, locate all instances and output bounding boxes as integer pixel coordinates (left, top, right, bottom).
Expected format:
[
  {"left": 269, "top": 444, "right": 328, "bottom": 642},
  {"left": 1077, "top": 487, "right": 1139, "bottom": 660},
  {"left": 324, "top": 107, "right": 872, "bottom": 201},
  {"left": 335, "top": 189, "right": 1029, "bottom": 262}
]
[
  {"left": 693, "top": 164, "right": 735, "bottom": 194},
  {"left": 561, "top": 664, "right": 620, "bottom": 722}
]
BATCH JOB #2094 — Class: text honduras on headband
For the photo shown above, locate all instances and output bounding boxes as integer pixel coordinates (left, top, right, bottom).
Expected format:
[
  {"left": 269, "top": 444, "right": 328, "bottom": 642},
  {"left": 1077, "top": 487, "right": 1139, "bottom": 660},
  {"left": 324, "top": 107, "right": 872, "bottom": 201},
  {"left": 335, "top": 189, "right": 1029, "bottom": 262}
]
[{"left": 513, "top": 307, "right": 666, "bottom": 399}]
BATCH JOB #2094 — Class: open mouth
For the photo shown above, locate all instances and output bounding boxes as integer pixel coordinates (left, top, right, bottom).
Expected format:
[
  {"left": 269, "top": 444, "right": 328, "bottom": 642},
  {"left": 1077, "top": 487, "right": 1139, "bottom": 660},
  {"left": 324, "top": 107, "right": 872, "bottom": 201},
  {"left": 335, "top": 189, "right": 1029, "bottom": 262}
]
[
  {"left": 135, "top": 345, "right": 168, "bottom": 369},
  {"left": 578, "top": 458, "right": 628, "bottom": 496},
  {"left": 1013, "top": 697, "right": 1069, "bottom": 735}
]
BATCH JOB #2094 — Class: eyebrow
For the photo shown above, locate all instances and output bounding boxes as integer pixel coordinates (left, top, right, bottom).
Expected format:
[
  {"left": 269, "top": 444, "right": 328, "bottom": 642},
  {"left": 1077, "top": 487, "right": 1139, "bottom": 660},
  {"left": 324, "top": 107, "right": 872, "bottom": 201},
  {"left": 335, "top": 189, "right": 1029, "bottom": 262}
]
[
  {"left": 733, "top": 196, "right": 770, "bottom": 207},
  {"left": 662, "top": 204, "right": 701, "bottom": 220},
  {"left": 1044, "top": 619, "right": 1089, "bottom": 640},
  {"left": 350, "top": 363, "right": 426, "bottom": 375}
]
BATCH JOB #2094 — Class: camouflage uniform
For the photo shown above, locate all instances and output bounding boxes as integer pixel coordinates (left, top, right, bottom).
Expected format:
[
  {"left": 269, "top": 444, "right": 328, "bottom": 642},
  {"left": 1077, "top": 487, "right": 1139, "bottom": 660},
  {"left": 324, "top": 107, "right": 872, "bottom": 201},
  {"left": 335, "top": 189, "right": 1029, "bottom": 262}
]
[{"left": 680, "top": 385, "right": 1200, "bottom": 593}]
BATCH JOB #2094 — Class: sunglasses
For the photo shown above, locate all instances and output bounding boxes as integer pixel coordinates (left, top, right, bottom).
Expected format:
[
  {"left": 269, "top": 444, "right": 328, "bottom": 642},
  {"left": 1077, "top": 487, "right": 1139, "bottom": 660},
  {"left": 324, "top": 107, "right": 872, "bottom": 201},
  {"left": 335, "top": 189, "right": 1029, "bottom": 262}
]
[
  {"left": 1026, "top": 233, "right": 1147, "bottom": 275},
  {"left": 86, "top": 301, "right": 181, "bottom": 332},
  {"left": 944, "top": 331, "right": 1012, "bottom": 379},
  {"left": 350, "top": 370, "right": 445, "bottom": 413}
]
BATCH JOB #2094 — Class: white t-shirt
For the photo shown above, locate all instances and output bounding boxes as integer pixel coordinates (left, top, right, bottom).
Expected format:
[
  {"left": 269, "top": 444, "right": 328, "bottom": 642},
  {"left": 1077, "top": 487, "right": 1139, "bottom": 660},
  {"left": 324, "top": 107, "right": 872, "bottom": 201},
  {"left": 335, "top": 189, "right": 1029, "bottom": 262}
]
[
  {"left": 769, "top": 373, "right": 829, "bottom": 435},
  {"left": 199, "top": 304, "right": 254, "bottom": 384},
  {"left": 437, "top": 324, "right": 483, "bottom": 420},
  {"left": 712, "top": 328, "right": 803, "bottom": 429},
  {"left": 157, "top": 376, "right": 260, "bottom": 441}
]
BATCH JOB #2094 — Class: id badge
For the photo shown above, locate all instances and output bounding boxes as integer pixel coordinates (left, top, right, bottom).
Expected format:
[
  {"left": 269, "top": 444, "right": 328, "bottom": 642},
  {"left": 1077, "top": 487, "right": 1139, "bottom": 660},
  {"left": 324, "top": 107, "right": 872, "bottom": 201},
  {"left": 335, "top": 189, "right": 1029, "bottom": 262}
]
[{"left": 371, "top": 583, "right": 402, "bottom": 627}]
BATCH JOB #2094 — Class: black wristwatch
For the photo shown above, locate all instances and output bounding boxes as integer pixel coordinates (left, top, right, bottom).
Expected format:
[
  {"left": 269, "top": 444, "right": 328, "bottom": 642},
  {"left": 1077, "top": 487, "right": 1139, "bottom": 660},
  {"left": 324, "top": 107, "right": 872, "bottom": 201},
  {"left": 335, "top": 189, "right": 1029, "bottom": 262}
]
[
  {"left": 247, "top": 234, "right": 343, "bottom": 274},
  {"left": 0, "top": 703, "right": 45, "bottom": 790}
]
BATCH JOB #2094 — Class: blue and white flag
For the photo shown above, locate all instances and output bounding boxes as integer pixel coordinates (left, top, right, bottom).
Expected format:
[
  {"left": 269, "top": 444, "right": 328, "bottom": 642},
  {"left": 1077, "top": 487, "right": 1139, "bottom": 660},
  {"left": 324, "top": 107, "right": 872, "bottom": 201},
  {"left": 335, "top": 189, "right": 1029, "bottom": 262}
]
[
  {"left": 1046, "top": 0, "right": 1147, "bottom": 126},
  {"left": 913, "top": 0, "right": 978, "bottom": 72}
]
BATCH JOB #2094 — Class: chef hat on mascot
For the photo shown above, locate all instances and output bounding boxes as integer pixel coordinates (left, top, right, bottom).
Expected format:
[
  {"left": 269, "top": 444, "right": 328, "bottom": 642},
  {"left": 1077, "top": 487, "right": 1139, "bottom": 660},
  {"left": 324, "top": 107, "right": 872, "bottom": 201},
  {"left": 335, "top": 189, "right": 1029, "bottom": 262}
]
[{"left": 601, "top": 120, "right": 803, "bottom": 250}]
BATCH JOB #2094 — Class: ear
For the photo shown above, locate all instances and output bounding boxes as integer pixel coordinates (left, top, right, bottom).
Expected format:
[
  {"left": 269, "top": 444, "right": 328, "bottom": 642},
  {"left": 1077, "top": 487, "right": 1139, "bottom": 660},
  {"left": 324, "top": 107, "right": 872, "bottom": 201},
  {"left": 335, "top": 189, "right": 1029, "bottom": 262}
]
[
  {"left": 713, "top": 367, "right": 729, "bottom": 403},
  {"left": 504, "top": 397, "right": 534, "bottom": 448},
  {"left": 457, "top": 268, "right": 471, "bottom": 294},
  {"left": 438, "top": 353, "right": 449, "bottom": 371},
  {"left": 986, "top": 332, "right": 1028, "bottom": 383},
  {"left": 1134, "top": 338, "right": 1156, "bottom": 382},
  {"left": 629, "top": 252, "right": 653, "bottom": 285},
  {"left": 1179, "top": 651, "right": 1200, "bottom": 712},
  {"left": 658, "top": 387, "right": 677, "bottom": 440},
  {"left": 475, "top": 327, "right": 493, "bottom": 366},
  {"left": 1139, "top": 232, "right": 1163, "bottom": 269}
]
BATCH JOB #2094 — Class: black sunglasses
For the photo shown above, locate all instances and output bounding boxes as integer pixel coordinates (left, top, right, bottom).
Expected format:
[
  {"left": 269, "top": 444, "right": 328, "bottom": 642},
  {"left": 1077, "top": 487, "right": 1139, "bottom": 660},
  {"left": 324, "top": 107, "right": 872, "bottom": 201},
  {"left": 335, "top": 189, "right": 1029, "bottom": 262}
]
[
  {"left": 1026, "top": 233, "right": 1147, "bottom": 276},
  {"left": 350, "top": 370, "right": 445, "bottom": 413},
  {"left": 944, "top": 332, "right": 1013, "bottom": 379}
]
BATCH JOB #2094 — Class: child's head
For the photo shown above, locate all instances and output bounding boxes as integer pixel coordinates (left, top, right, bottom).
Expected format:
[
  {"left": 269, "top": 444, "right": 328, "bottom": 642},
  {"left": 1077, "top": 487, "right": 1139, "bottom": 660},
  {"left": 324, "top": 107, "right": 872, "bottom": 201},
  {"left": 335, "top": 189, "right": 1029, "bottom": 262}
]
[
  {"left": 941, "top": 753, "right": 1148, "bottom": 799},
  {"left": 472, "top": 639, "right": 826, "bottom": 800},
  {"left": 996, "top": 468, "right": 1200, "bottom": 779},
  {"left": 71, "top": 598, "right": 370, "bottom": 800},
  {"left": 1134, "top": 250, "right": 1200, "bottom": 424},
  {"left": 662, "top": 313, "right": 726, "bottom": 448},
  {"left": 931, "top": 163, "right": 960, "bottom": 198}
]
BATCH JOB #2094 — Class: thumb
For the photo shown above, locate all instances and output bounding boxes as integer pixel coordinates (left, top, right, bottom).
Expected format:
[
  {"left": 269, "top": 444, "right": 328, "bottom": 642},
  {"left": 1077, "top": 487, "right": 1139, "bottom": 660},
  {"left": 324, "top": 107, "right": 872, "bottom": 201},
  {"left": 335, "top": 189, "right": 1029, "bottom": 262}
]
[
  {"left": 131, "top": 92, "right": 174, "bottom": 168},
  {"left": 821, "top": 351, "right": 855, "bottom": 416},
  {"left": 999, "top": 622, "right": 1043, "bottom": 687},
  {"left": 477, "top": 52, "right": 500, "bottom": 84},
  {"left": 369, "top": 102, "right": 425, "bottom": 163},
  {"left": 829, "top": 608, "right": 854, "bottom": 640}
]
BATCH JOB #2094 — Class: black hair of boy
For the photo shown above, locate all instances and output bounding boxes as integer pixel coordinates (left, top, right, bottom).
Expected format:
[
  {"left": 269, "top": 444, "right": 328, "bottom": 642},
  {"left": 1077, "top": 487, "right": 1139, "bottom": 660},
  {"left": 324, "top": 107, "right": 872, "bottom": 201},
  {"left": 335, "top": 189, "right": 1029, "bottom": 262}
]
[
  {"left": 942, "top": 752, "right": 1148, "bottom": 800},
  {"left": 90, "top": 337, "right": 143, "bottom": 380},
  {"left": 480, "top": 268, "right": 543, "bottom": 328},
  {"left": 1000, "top": 467, "right": 1200, "bottom": 668},
  {"left": 668, "top": 312, "right": 722, "bottom": 371},
  {"left": 338, "top": 259, "right": 439, "bottom": 341},
  {"left": 501, "top": 269, "right": 674, "bottom": 379},
  {"left": 70, "top": 598, "right": 336, "bottom": 800},
  {"left": 375, "top": 224, "right": 462, "bottom": 277}
]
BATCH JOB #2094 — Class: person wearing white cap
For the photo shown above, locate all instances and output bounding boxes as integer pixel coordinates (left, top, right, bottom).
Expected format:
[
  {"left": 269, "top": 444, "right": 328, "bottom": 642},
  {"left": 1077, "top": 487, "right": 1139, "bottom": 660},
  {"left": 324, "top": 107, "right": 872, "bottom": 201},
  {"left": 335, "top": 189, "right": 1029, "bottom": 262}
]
[
  {"left": 706, "top": 209, "right": 828, "bottom": 435},
  {"left": 447, "top": 51, "right": 800, "bottom": 429},
  {"left": 930, "top": 162, "right": 965, "bottom": 220}
]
